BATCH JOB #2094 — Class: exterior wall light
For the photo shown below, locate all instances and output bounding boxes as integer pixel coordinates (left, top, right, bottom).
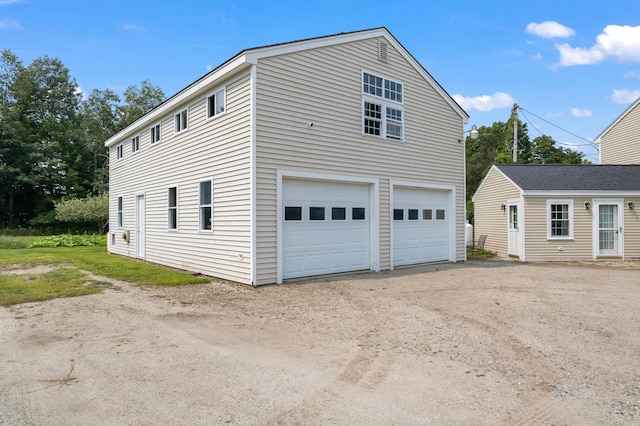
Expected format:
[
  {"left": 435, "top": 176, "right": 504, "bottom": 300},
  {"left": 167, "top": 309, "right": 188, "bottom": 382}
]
[
  {"left": 628, "top": 201, "right": 634, "bottom": 209},
  {"left": 584, "top": 201, "right": 591, "bottom": 209},
  {"left": 501, "top": 203, "right": 506, "bottom": 211}
]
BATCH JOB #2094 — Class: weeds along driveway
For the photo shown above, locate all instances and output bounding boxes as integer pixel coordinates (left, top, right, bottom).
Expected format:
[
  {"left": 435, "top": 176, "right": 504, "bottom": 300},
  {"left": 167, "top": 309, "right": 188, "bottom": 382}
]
[{"left": 1, "top": 260, "right": 639, "bottom": 425}]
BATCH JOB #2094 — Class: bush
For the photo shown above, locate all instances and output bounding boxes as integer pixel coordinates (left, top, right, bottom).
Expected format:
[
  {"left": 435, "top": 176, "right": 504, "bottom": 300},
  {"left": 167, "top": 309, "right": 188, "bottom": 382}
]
[{"left": 29, "top": 234, "right": 107, "bottom": 248}]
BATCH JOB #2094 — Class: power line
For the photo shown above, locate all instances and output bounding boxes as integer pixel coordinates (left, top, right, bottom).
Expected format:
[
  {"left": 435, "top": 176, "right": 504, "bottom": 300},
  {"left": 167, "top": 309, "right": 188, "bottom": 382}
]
[{"left": 517, "top": 106, "right": 599, "bottom": 152}]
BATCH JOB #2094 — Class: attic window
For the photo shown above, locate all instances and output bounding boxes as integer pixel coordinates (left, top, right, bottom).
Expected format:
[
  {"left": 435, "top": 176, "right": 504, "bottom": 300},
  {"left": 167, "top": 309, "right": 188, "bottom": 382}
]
[{"left": 378, "top": 40, "right": 388, "bottom": 62}]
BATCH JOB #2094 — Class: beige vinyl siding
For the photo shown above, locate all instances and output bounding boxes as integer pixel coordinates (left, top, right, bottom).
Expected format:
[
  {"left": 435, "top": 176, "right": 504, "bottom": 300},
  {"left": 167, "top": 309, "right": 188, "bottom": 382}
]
[
  {"left": 624, "top": 198, "right": 640, "bottom": 259},
  {"left": 253, "top": 38, "right": 465, "bottom": 284},
  {"left": 108, "top": 72, "right": 253, "bottom": 284},
  {"left": 601, "top": 102, "right": 640, "bottom": 164},
  {"left": 473, "top": 168, "right": 520, "bottom": 257},
  {"left": 523, "top": 196, "right": 593, "bottom": 261}
]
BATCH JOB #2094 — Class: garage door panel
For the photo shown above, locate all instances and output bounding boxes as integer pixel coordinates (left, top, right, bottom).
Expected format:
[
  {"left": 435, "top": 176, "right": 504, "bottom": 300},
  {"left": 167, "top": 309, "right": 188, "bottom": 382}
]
[
  {"left": 393, "top": 187, "right": 450, "bottom": 267},
  {"left": 283, "top": 179, "right": 371, "bottom": 279}
]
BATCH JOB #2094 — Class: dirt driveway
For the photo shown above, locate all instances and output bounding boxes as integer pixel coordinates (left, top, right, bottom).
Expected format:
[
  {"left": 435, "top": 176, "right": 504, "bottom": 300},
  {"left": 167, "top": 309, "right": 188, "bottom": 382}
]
[{"left": 1, "top": 260, "right": 639, "bottom": 425}]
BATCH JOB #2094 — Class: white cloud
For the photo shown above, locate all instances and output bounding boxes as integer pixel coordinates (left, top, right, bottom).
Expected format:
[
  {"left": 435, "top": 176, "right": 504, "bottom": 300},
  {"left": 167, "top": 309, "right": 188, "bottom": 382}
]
[
  {"left": 74, "top": 85, "right": 87, "bottom": 101},
  {"left": 205, "top": 65, "right": 213, "bottom": 71},
  {"left": 571, "top": 108, "right": 593, "bottom": 117},
  {"left": 452, "top": 92, "right": 516, "bottom": 112},
  {"left": 623, "top": 70, "right": 640, "bottom": 80},
  {"left": 556, "top": 25, "right": 640, "bottom": 67},
  {"left": 526, "top": 21, "right": 575, "bottom": 39},
  {"left": 0, "top": 17, "right": 19, "bottom": 28},
  {"left": 122, "top": 23, "right": 145, "bottom": 31},
  {"left": 611, "top": 89, "right": 640, "bottom": 104}
]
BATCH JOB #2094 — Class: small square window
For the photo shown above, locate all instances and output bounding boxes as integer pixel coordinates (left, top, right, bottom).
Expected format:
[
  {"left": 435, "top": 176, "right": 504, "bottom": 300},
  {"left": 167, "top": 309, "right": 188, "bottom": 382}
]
[
  {"left": 408, "top": 209, "right": 419, "bottom": 220},
  {"left": 309, "top": 207, "right": 325, "bottom": 221},
  {"left": 207, "top": 88, "right": 225, "bottom": 118},
  {"left": 352, "top": 207, "right": 366, "bottom": 220},
  {"left": 394, "top": 209, "right": 404, "bottom": 221},
  {"left": 285, "top": 206, "right": 302, "bottom": 221},
  {"left": 332, "top": 207, "right": 346, "bottom": 220},
  {"left": 131, "top": 135, "right": 140, "bottom": 153},
  {"left": 151, "top": 124, "right": 161, "bottom": 144},
  {"left": 436, "top": 209, "right": 445, "bottom": 220},
  {"left": 423, "top": 209, "right": 432, "bottom": 220},
  {"left": 175, "top": 109, "right": 188, "bottom": 133}
]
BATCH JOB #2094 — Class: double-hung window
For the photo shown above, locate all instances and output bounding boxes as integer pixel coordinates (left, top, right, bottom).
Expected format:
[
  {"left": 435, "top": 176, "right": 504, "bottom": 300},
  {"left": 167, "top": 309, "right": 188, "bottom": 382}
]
[
  {"left": 168, "top": 186, "right": 178, "bottom": 230},
  {"left": 362, "top": 72, "right": 404, "bottom": 141},
  {"left": 151, "top": 123, "right": 161, "bottom": 144},
  {"left": 175, "top": 108, "right": 188, "bottom": 133},
  {"left": 199, "top": 179, "right": 213, "bottom": 231},
  {"left": 547, "top": 200, "right": 573, "bottom": 239},
  {"left": 131, "top": 135, "right": 140, "bottom": 153},
  {"left": 117, "top": 196, "right": 123, "bottom": 228},
  {"left": 207, "top": 88, "right": 225, "bottom": 119}
]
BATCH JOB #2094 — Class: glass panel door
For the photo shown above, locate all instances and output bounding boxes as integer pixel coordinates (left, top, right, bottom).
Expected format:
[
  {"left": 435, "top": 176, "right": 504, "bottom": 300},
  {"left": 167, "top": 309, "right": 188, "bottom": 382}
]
[{"left": 598, "top": 204, "right": 618, "bottom": 255}]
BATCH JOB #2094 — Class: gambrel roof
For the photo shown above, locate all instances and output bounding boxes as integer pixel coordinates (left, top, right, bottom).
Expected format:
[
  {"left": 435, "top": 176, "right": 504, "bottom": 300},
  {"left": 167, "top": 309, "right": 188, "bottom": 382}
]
[
  {"left": 105, "top": 27, "right": 468, "bottom": 148},
  {"left": 494, "top": 164, "right": 640, "bottom": 191}
]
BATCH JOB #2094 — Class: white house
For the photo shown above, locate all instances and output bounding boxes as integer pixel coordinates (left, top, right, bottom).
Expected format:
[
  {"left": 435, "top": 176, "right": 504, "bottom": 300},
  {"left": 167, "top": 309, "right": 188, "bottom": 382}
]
[{"left": 105, "top": 27, "right": 470, "bottom": 285}]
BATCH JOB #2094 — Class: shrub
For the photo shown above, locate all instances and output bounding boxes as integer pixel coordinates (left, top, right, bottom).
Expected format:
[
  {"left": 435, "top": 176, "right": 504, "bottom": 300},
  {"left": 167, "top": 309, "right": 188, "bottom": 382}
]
[{"left": 29, "top": 234, "right": 107, "bottom": 248}]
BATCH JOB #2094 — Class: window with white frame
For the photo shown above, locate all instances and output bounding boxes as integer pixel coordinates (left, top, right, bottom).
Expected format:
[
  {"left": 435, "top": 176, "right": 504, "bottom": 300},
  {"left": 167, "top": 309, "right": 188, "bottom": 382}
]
[
  {"left": 151, "top": 123, "right": 161, "bottom": 144},
  {"left": 168, "top": 186, "right": 178, "bottom": 230},
  {"left": 362, "top": 72, "right": 404, "bottom": 140},
  {"left": 199, "top": 179, "right": 212, "bottom": 231},
  {"left": 207, "top": 88, "right": 225, "bottom": 119},
  {"left": 131, "top": 135, "right": 140, "bottom": 153},
  {"left": 175, "top": 108, "right": 188, "bottom": 133},
  {"left": 117, "top": 196, "right": 123, "bottom": 228},
  {"left": 547, "top": 200, "right": 573, "bottom": 239},
  {"left": 116, "top": 144, "right": 123, "bottom": 159}
]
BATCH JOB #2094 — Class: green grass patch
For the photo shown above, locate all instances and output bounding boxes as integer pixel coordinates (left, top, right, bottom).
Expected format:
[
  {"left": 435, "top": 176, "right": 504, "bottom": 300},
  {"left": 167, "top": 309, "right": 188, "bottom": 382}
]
[
  {"left": 0, "top": 235, "right": 41, "bottom": 249},
  {"left": 466, "top": 248, "right": 497, "bottom": 259},
  {"left": 0, "top": 246, "right": 210, "bottom": 287},
  {"left": 0, "top": 267, "right": 113, "bottom": 306}
]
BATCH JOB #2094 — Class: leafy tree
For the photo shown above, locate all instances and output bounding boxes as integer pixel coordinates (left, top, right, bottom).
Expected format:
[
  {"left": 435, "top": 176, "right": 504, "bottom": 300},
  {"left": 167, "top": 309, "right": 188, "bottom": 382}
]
[
  {"left": 55, "top": 192, "right": 109, "bottom": 234},
  {"left": 80, "top": 89, "right": 121, "bottom": 195},
  {"left": 118, "top": 79, "right": 165, "bottom": 129}
]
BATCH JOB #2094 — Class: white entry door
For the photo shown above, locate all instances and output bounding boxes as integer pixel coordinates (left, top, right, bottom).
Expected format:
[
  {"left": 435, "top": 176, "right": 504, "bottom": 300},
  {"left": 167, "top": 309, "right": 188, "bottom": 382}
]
[
  {"left": 135, "top": 194, "right": 145, "bottom": 259},
  {"left": 596, "top": 201, "right": 623, "bottom": 258},
  {"left": 508, "top": 203, "right": 520, "bottom": 257}
]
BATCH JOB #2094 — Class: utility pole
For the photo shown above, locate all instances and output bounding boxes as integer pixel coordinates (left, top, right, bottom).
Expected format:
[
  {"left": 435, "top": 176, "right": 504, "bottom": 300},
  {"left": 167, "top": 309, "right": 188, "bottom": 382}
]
[{"left": 512, "top": 103, "right": 519, "bottom": 162}]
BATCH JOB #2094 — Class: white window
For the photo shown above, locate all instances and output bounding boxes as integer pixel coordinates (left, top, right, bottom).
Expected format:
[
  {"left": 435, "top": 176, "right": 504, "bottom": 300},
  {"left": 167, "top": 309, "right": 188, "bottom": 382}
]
[
  {"left": 199, "top": 179, "right": 212, "bottom": 231},
  {"left": 131, "top": 135, "right": 140, "bottom": 153},
  {"left": 362, "top": 72, "right": 404, "bottom": 141},
  {"left": 207, "top": 88, "right": 225, "bottom": 119},
  {"left": 117, "top": 196, "right": 123, "bottom": 228},
  {"left": 175, "top": 108, "right": 188, "bottom": 133},
  {"left": 150, "top": 123, "right": 161, "bottom": 144},
  {"left": 547, "top": 200, "right": 574, "bottom": 239},
  {"left": 116, "top": 144, "right": 123, "bottom": 159},
  {"left": 168, "top": 186, "right": 178, "bottom": 230}
]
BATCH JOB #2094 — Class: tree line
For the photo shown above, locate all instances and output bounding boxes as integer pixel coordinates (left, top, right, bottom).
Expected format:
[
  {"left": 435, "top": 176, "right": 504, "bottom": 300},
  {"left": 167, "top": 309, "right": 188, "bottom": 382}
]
[
  {"left": 0, "top": 49, "right": 164, "bottom": 230},
  {"left": 465, "top": 108, "right": 590, "bottom": 222}
]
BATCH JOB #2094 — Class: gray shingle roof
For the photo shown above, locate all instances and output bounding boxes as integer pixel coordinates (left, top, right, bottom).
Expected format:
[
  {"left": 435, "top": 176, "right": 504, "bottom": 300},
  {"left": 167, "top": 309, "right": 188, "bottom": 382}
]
[{"left": 495, "top": 164, "right": 640, "bottom": 191}]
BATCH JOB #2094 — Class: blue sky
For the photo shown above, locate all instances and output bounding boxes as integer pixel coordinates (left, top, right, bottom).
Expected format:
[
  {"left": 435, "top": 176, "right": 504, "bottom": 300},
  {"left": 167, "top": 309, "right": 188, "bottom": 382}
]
[{"left": 3, "top": 0, "right": 640, "bottom": 163}]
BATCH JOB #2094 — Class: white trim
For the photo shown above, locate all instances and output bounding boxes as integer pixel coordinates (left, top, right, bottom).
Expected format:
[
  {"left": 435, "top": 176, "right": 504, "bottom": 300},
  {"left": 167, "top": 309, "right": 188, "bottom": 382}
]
[
  {"left": 524, "top": 190, "right": 640, "bottom": 197},
  {"left": 592, "top": 198, "right": 624, "bottom": 259},
  {"left": 594, "top": 96, "right": 640, "bottom": 143},
  {"left": 198, "top": 177, "right": 214, "bottom": 233},
  {"left": 167, "top": 184, "right": 179, "bottom": 232},
  {"left": 276, "top": 170, "right": 380, "bottom": 284},
  {"left": 105, "top": 28, "right": 468, "bottom": 148},
  {"left": 389, "top": 180, "right": 457, "bottom": 269},
  {"left": 174, "top": 107, "right": 189, "bottom": 134},
  {"left": 116, "top": 195, "right": 124, "bottom": 229},
  {"left": 250, "top": 65, "right": 257, "bottom": 286},
  {"left": 150, "top": 122, "right": 162, "bottom": 145},
  {"left": 472, "top": 165, "right": 523, "bottom": 202},
  {"left": 206, "top": 85, "right": 226, "bottom": 120},
  {"left": 116, "top": 143, "right": 124, "bottom": 160},
  {"left": 131, "top": 134, "right": 141, "bottom": 154},
  {"left": 546, "top": 199, "right": 574, "bottom": 240}
]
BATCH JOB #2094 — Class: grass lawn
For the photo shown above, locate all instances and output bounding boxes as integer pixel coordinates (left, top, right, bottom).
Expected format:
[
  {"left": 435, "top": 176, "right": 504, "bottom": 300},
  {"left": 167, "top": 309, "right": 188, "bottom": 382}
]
[{"left": 0, "top": 240, "right": 211, "bottom": 306}]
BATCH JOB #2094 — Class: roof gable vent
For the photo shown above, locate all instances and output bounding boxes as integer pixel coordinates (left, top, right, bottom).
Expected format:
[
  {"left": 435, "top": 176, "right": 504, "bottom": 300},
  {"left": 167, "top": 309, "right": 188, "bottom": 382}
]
[{"left": 378, "top": 40, "right": 388, "bottom": 63}]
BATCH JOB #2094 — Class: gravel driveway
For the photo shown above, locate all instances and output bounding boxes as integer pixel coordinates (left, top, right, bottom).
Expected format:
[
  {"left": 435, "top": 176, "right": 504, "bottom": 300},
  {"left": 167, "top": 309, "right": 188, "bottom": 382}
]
[{"left": 1, "top": 260, "right": 639, "bottom": 425}]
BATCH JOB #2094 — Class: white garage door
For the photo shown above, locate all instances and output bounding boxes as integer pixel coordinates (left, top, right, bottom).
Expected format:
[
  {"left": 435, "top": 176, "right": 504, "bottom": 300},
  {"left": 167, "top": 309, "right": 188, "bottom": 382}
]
[
  {"left": 283, "top": 179, "right": 370, "bottom": 279},
  {"left": 393, "top": 187, "right": 450, "bottom": 266}
]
